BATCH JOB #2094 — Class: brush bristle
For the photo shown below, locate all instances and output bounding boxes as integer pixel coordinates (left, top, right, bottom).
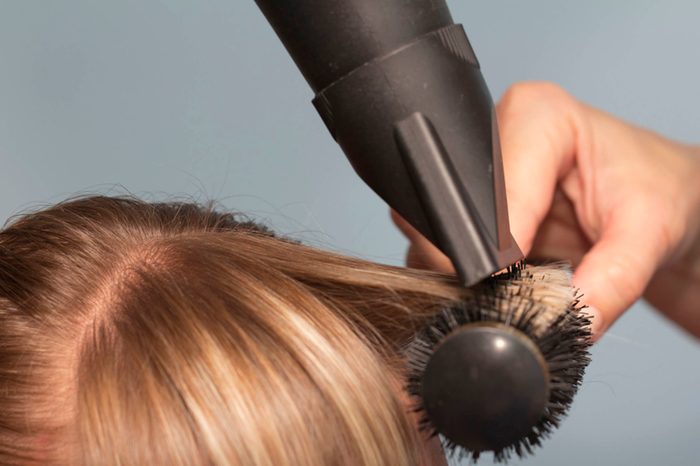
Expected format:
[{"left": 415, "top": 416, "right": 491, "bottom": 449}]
[{"left": 405, "top": 262, "right": 592, "bottom": 463}]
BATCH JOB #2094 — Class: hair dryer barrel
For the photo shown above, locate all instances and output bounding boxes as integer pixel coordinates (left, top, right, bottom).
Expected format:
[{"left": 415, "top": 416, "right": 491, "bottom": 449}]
[
  {"left": 254, "top": 0, "right": 454, "bottom": 92},
  {"left": 255, "top": 0, "right": 523, "bottom": 285}
]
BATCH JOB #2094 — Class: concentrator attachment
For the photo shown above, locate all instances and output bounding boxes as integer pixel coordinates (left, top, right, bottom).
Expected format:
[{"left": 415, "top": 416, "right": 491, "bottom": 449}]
[{"left": 255, "top": 0, "right": 523, "bottom": 286}]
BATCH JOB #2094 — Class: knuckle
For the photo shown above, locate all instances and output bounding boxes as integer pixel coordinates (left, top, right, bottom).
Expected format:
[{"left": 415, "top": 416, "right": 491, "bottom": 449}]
[
  {"left": 500, "top": 81, "right": 572, "bottom": 111},
  {"left": 636, "top": 195, "right": 681, "bottom": 260},
  {"left": 601, "top": 252, "right": 649, "bottom": 307}
]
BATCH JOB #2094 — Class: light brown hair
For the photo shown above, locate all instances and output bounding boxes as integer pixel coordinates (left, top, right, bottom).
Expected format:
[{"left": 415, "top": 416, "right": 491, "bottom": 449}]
[{"left": 0, "top": 196, "right": 465, "bottom": 465}]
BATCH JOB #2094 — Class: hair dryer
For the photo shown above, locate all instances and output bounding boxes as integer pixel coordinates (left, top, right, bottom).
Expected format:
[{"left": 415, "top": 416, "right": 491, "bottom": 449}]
[
  {"left": 253, "top": 3, "right": 594, "bottom": 462},
  {"left": 254, "top": 0, "right": 523, "bottom": 286}
]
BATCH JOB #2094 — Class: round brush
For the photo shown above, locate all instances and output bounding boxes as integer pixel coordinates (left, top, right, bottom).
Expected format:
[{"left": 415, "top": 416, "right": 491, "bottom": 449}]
[{"left": 406, "top": 263, "right": 592, "bottom": 462}]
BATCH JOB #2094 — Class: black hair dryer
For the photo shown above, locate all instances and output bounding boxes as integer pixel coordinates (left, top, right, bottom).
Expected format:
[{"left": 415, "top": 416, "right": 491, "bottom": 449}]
[{"left": 255, "top": 0, "right": 523, "bottom": 286}]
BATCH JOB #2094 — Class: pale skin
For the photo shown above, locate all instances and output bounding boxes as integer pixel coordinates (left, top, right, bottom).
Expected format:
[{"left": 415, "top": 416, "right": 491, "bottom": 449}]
[{"left": 393, "top": 81, "right": 700, "bottom": 341}]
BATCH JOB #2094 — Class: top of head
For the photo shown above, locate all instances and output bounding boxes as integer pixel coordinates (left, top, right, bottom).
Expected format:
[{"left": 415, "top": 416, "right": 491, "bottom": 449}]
[{"left": 0, "top": 195, "right": 467, "bottom": 466}]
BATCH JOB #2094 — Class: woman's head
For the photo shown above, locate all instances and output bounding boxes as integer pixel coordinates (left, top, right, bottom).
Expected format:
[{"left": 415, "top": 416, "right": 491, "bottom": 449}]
[{"left": 0, "top": 196, "right": 462, "bottom": 465}]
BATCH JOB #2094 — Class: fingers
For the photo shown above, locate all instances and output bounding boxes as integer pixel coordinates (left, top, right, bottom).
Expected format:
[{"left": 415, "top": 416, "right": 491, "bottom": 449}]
[
  {"left": 528, "top": 190, "right": 590, "bottom": 265},
  {"left": 406, "top": 241, "right": 455, "bottom": 272},
  {"left": 572, "top": 204, "right": 667, "bottom": 338},
  {"left": 496, "top": 82, "right": 582, "bottom": 253},
  {"left": 390, "top": 210, "right": 454, "bottom": 273},
  {"left": 389, "top": 209, "right": 420, "bottom": 243},
  {"left": 392, "top": 82, "right": 587, "bottom": 273}
]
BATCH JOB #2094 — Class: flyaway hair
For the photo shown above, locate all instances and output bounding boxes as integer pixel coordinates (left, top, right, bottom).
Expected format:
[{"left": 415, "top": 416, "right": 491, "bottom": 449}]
[
  {"left": 0, "top": 196, "right": 586, "bottom": 465},
  {"left": 0, "top": 196, "right": 463, "bottom": 465}
]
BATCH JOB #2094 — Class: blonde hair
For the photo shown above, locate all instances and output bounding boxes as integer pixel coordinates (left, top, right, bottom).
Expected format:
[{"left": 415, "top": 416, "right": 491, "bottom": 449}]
[{"left": 0, "top": 196, "right": 465, "bottom": 465}]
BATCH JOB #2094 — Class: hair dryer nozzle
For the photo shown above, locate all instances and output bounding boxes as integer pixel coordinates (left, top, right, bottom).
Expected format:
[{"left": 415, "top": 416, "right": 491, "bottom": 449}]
[{"left": 256, "top": 0, "right": 523, "bottom": 285}]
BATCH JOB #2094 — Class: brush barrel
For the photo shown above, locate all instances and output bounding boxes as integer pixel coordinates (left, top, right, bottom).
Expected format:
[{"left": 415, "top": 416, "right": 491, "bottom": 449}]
[{"left": 422, "top": 324, "right": 550, "bottom": 452}]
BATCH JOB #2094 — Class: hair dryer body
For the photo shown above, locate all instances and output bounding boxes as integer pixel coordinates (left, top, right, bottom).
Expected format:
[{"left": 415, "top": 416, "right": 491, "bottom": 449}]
[{"left": 255, "top": 0, "right": 522, "bottom": 285}]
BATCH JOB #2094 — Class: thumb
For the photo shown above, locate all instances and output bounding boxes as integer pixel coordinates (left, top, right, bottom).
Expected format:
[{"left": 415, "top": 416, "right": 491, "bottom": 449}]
[
  {"left": 496, "top": 83, "right": 580, "bottom": 253},
  {"left": 572, "top": 206, "right": 667, "bottom": 338}
]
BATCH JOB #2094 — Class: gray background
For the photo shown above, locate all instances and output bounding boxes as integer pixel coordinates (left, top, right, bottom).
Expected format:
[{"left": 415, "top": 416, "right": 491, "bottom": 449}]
[{"left": 0, "top": 1, "right": 698, "bottom": 465}]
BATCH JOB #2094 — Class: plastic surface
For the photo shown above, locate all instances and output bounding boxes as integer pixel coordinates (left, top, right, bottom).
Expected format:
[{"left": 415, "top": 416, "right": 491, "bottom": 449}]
[
  {"left": 255, "top": 0, "right": 523, "bottom": 285},
  {"left": 422, "top": 324, "right": 550, "bottom": 452}
]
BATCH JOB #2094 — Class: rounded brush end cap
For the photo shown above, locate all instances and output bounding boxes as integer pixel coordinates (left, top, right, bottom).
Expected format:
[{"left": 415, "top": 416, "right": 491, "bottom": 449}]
[{"left": 422, "top": 324, "right": 549, "bottom": 452}]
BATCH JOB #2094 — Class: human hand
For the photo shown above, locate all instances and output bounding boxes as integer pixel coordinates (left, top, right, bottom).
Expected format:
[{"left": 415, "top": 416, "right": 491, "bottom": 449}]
[{"left": 392, "top": 82, "right": 700, "bottom": 340}]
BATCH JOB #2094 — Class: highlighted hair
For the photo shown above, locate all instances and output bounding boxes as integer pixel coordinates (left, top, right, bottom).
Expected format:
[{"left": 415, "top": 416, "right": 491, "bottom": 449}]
[{"left": 0, "top": 196, "right": 462, "bottom": 465}]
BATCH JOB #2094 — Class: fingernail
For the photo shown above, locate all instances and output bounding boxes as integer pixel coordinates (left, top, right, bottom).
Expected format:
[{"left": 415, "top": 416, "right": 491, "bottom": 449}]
[{"left": 581, "top": 306, "right": 604, "bottom": 339}]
